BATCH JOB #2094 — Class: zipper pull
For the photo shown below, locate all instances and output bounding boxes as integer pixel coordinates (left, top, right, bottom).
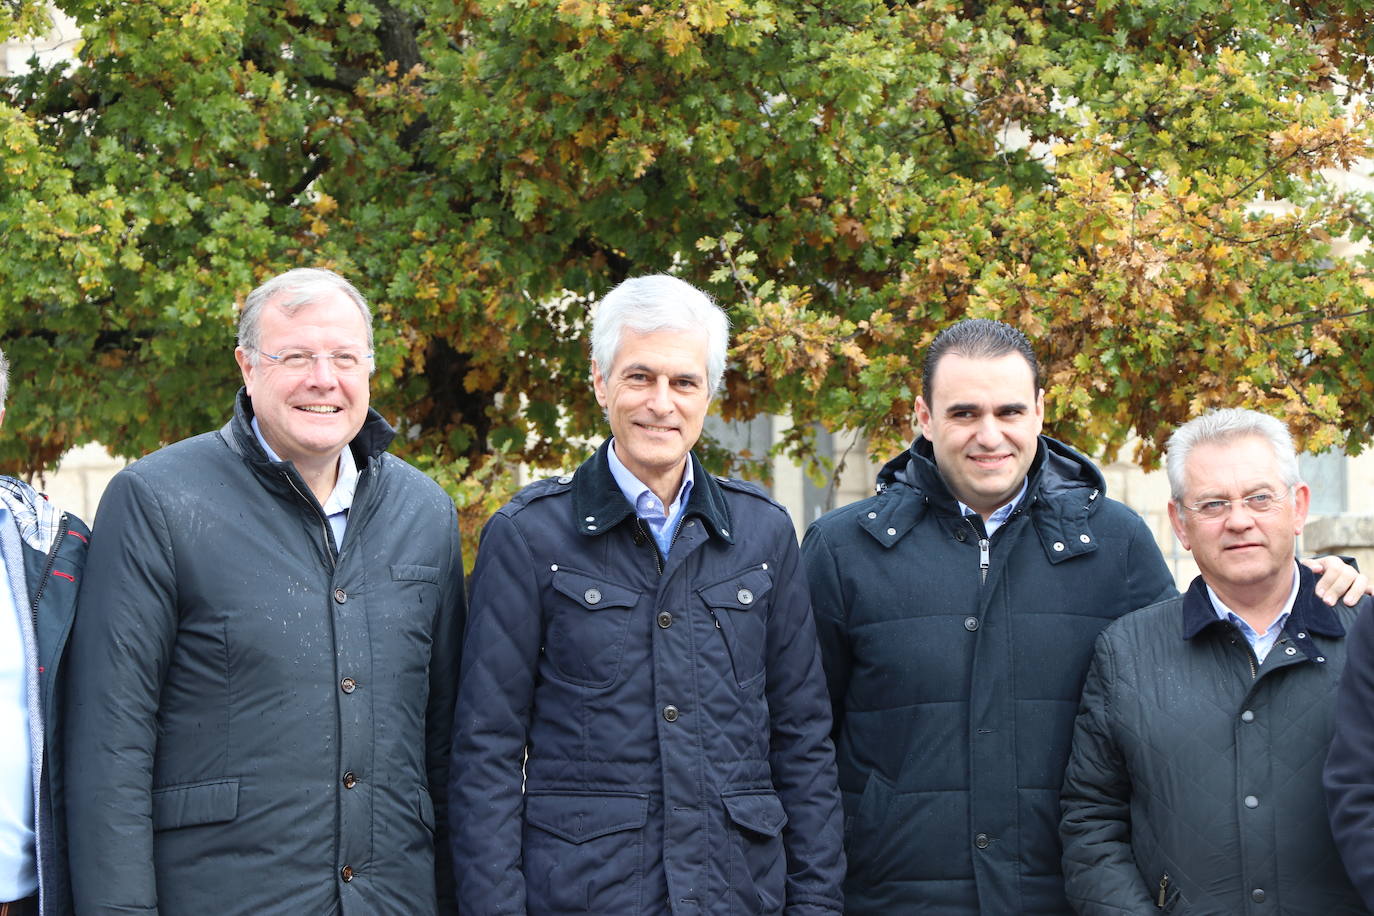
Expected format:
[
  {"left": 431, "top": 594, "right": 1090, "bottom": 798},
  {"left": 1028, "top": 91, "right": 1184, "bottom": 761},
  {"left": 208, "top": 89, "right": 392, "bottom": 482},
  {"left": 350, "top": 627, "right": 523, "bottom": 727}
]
[
  {"left": 1157, "top": 873, "right": 1170, "bottom": 908},
  {"left": 978, "top": 538, "right": 990, "bottom": 584}
]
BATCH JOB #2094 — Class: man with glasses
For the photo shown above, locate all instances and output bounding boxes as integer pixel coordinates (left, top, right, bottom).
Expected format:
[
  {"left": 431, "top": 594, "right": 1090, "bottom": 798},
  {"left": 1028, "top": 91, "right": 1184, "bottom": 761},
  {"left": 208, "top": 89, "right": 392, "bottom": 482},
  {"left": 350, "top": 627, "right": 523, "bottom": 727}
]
[
  {"left": 64, "top": 268, "right": 465, "bottom": 914},
  {"left": 1060, "top": 408, "right": 1366, "bottom": 914}
]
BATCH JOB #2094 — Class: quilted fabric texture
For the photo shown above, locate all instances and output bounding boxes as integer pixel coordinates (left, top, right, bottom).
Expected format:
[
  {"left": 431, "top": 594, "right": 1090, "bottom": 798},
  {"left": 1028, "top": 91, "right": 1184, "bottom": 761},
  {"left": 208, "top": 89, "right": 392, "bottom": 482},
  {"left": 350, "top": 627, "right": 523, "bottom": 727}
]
[
  {"left": 1061, "top": 570, "right": 1368, "bottom": 915},
  {"left": 449, "top": 441, "right": 845, "bottom": 915}
]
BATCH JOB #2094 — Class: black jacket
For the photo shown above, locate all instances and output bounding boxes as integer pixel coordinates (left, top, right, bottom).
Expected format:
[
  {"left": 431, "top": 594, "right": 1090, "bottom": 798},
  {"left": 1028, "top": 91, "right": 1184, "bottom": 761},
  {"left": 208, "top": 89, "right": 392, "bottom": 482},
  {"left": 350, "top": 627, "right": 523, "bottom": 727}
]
[
  {"left": 1326, "top": 588, "right": 1374, "bottom": 910},
  {"left": 450, "top": 441, "right": 845, "bottom": 915},
  {"left": 802, "top": 436, "right": 1175, "bottom": 914},
  {"left": 1062, "top": 570, "right": 1367, "bottom": 915},
  {"left": 65, "top": 390, "right": 466, "bottom": 915}
]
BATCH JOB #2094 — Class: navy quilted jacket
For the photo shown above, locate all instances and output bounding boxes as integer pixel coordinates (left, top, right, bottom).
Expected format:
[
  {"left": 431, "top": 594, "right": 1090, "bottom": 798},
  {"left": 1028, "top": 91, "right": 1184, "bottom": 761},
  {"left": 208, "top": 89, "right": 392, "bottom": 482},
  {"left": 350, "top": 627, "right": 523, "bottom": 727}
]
[
  {"left": 803, "top": 436, "right": 1176, "bottom": 914},
  {"left": 1061, "top": 570, "right": 1367, "bottom": 915},
  {"left": 449, "top": 442, "right": 845, "bottom": 915}
]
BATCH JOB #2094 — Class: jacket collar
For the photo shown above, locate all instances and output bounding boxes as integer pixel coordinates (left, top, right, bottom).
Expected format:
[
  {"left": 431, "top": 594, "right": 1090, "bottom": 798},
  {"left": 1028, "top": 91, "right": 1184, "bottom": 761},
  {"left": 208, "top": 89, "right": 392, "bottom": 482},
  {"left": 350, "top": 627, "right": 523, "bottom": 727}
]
[
  {"left": 862, "top": 434, "right": 1105, "bottom": 563},
  {"left": 570, "top": 440, "right": 734, "bottom": 544},
  {"left": 220, "top": 387, "right": 397, "bottom": 468},
  {"left": 1181, "top": 564, "right": 1345, "bottom": 643}
]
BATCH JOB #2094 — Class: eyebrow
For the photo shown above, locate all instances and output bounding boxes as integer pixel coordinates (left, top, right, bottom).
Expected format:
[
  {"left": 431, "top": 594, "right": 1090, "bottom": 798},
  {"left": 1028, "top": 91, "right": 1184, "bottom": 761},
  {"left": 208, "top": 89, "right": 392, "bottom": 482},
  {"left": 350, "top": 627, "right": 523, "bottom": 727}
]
[{"left": 943, "top": 401, "right": 1030, "bottom": 414}]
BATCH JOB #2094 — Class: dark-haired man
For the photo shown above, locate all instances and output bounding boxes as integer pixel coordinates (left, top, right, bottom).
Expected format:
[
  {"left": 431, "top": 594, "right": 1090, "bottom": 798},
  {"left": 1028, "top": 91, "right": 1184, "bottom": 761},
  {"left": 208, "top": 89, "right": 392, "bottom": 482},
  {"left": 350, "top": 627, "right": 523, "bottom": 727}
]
[{"left": 802, "top": 319, "right": 1367, "bottom": 914}]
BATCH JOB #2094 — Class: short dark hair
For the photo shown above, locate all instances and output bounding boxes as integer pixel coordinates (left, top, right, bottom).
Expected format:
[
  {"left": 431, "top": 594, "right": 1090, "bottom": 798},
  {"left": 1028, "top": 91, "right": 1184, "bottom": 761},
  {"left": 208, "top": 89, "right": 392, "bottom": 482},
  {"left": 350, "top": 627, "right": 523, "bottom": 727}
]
[{"left": 921, "top": 318, "right": 1040, "bottom": 402}]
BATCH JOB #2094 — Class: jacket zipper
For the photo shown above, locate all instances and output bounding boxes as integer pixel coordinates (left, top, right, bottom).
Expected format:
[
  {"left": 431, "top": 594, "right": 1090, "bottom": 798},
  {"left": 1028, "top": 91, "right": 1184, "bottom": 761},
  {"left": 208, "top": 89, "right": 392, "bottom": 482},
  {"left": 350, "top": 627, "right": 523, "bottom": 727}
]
[
  {"left": 282, "top": 472, "right": 337, "bottom": 572},
  {"left": 29, "top": 513, "right": 69, "bottom": 629},
  {"left": 963, "top": 517, "right": 990, "bottom": 584},
  {"left": 1156, "top": 872, "right": 1170, "bottom": 908}
]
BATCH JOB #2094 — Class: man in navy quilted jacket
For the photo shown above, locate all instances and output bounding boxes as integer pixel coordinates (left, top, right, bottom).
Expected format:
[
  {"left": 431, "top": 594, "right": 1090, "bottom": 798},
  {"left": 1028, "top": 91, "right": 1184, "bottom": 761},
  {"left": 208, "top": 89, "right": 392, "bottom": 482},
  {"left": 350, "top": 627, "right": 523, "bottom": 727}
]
[{"left": 450, "top": 274, "right": 845, "bottom": 915}]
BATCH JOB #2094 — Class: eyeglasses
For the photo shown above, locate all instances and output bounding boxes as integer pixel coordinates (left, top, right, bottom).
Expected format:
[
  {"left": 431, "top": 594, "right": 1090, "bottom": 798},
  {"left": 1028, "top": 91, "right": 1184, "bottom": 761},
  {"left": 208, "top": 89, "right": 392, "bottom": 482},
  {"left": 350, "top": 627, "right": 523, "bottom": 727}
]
[
  {"left": 1179, "top": 487, "right": 1292, "bottom": 520},
  {"left": 256, "top": 348, "right": 373, "bottom": 374}
]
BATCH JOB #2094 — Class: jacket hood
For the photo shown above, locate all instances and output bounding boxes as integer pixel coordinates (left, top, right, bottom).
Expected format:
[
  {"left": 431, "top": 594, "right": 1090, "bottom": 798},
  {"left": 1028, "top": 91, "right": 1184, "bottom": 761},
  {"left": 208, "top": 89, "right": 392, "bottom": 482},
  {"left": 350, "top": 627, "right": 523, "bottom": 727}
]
[
  {"left": 221, "top": 386, "right": 398, "bottom": 466},
  {"left": 569, "top": 439, "right": 735, "bottom": 545},
  {"left": 862, "top": 434, "right": 1110, "bottom": 564}
]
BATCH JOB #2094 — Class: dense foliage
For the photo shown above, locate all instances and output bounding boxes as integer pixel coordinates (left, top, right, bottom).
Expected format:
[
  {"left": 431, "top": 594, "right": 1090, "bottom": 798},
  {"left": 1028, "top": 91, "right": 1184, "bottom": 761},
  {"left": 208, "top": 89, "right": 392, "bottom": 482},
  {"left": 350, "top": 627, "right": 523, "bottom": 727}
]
[{"left": 2, "top": 0, "right": 1371, "bottom": 526}]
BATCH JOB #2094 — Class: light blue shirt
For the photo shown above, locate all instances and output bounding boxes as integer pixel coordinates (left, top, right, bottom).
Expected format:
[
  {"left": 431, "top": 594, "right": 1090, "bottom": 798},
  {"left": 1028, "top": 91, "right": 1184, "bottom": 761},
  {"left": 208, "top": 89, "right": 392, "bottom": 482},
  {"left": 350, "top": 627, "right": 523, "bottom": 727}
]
[
  {"left": 1208, "top": 563, "right": 1301, "bottom": 664},
  {"left": 959, "top": 477, "right": 1029, "bottom": 538},
  {"left": 606, "top": 440, "right": 694, "bottom": 557},
  {"left": 0, "top": 501, "right": 37, "bottom": 900},
  {"left": 252, "top": 418, "right": 359, "bottom": 549}
]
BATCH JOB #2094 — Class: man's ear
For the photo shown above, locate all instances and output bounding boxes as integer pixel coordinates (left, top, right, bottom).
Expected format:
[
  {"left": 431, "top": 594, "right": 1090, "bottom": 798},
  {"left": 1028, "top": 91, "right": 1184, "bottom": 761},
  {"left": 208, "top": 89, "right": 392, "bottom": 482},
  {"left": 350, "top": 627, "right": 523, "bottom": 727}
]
[
  {"left": 591, "top": 360, "right": 609, "bottom": 409},
  {"left": 235, "top": 347, "right": 256, "bottom": 395}
]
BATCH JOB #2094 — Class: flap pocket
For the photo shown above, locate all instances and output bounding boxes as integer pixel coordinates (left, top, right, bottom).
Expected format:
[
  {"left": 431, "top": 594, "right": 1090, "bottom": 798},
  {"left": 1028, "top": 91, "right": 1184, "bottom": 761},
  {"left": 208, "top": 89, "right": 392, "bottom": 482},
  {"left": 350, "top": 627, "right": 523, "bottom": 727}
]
[
  {"left": 391, "top": 563, "right": 441, "bottom": 584},
  {"left": 721, "top": 790, "right": 788, "bottom": 838},
  {"left": 526, "top": 791, "right": 648, "bottom": 844},
  {"left": 152, "top": 778, "right": 239, "bottom": 831},
  {"left": 698, "top": 568, "right": 774, "bottom": 611},
  {"left": 419, "top": 787, "right": 436, "bottom": 832},
  {"left": 551, "top": 570, "right": 639, "bottom": 611}
]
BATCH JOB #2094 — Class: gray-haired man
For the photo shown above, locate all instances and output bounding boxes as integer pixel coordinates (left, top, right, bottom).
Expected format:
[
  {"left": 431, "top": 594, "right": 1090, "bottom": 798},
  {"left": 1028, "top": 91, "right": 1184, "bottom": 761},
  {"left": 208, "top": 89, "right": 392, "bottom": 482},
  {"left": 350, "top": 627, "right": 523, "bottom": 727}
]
[
  {"left": 450, "top": 275, "right": 845, "bottom": 915},
  {"left": 1060, "top": 408, "right": 1367, "bottom": 914},
  {"left": 65, "top": 268, "right": 465, "bottom": 914}
]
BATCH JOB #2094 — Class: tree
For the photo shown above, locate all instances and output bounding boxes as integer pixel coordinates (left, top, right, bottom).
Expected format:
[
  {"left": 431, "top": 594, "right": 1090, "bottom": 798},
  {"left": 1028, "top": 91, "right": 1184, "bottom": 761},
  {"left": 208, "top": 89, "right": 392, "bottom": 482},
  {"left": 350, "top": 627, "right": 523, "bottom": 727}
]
[{"left": 2, "top": 0, "right": 1371, "bottom": 534}]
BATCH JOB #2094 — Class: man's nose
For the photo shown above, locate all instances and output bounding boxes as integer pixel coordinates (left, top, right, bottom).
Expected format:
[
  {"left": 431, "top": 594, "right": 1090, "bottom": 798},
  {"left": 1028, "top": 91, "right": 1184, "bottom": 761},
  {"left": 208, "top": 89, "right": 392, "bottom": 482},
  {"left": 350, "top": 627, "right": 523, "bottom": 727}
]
[{"left": 645, "top": 377, "right": 673, "bottom": 413}]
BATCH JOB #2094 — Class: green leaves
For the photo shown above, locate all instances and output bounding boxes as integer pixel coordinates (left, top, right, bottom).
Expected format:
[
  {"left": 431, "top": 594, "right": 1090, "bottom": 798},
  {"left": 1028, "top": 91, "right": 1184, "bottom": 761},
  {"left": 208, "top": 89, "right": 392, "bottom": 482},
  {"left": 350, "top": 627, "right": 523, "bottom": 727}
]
[{"left": 1, "top": 0, "right": 1371, "bottom": 548}]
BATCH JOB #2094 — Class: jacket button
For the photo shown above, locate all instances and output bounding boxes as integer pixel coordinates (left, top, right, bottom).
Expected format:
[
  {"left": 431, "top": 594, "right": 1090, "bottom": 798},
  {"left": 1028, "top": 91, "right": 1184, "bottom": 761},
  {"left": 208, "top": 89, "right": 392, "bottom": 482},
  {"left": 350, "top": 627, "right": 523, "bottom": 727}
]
[
  {"left": 340, "top": 677, "right": 357, "bottom": 694},
  {"left": 663, "top": 705, "right": 679, "bottom": 722},
  {"left": 1244, "top": 795, "right": 1259, "bottom": 808},
  {"left": 341, "top": 865, "right": 354, "bottom": 882},
  {"left": 1251, "top": 888, "right": 1265, "bottom": 903},
  {"left": 886, "top": 527, "right": 897, "bottom": 537},
  {"left": 964, "top": 616, "right": 980, "bottom": 632},
  {"left": 1052, "top": 541, "right": 1065, "bottom": 552},
  {"left": 584, "top": 588, "right": 601, "bottom": 605},
  {"left": 975, "top": 833, "right": 990, "bottom": 849},
  {"left": 1284, "top": 646, "right": 1297, "bottom": 656},
  {"left": 342, "top": 771, "right": 358, "bottom": 789},
  {"left": 737, "top": 588, "right": 753, "bottom": 605},
  {"left": 657, "top": 612, "right": 673, "bottom": 628},
  {"left": 1240, "top": 709, "right": 1254, "bottom": 723},
  {"left": 334, "top": 587, "right": 347, "bottom": 604}
]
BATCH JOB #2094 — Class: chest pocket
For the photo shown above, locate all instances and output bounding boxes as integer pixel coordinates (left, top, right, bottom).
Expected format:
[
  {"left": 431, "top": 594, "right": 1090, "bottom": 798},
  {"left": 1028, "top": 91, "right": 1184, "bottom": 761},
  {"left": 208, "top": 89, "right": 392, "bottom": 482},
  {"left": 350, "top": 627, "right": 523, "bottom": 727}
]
[
  {"left": 546, "top": 569, "right": 641, "bottom": 688},
  {"left": 699, "top": 567, "right": 774, "bottom": 688}
]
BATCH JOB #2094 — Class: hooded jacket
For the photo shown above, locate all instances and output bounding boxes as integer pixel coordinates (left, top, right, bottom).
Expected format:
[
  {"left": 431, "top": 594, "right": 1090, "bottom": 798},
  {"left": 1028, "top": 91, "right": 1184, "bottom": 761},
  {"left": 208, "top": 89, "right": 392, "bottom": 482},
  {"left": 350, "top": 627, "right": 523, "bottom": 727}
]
[
  {"left": 1061, "top": 570, "right": 1366, "bottom": 915},
  {"left": 0, "top": 478, "right": 87, "bottom": 916},
  {"left": 450, "top": 441, "right": 845, "bottom": 915},
  {"left": 64, "top": 390, "right": 465, "bottom": 915},
  {"left": 802, "top": 436, "right": 1175, "bottom": 914}
]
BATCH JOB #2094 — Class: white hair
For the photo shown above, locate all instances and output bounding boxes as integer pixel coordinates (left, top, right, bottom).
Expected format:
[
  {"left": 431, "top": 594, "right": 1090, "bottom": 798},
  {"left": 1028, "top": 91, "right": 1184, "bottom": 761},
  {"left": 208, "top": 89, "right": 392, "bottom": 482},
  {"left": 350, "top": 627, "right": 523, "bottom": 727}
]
[
  {"left": 237, "top": 267, "right": 373, "bottom": 356},
  {"left": 590, "top": 275, "right": 730, "bottom": 395},
  {"left": 1165, "top": 407, "right": 1302, "bottom": 501}
]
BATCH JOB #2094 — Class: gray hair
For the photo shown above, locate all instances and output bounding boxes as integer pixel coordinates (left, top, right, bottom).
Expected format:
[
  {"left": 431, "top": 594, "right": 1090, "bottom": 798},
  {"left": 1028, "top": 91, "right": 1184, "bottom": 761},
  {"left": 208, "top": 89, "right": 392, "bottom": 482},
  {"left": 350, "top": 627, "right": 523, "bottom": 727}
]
[
  {"left": 1165, "top": 407, "right": 1302, "bottom": 501},
  {"left": 0, "top": 345, "right": 8, "bottom": 409},
  {"left": 590, "top": 275, "right": 730, "bottom": 395},
  {"left": 237, "top": 268, "right": 373, "bottom": 357}
]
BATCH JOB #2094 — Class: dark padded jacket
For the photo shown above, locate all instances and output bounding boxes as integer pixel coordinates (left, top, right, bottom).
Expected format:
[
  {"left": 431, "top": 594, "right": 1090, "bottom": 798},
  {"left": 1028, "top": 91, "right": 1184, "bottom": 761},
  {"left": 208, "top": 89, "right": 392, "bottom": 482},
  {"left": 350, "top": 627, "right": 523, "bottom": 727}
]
[
  {"left": 1325, "top": 588, "right": 1374, "bottom": 910},
  {"left": 65, "top": 390, "right": 466, "bottom": 915},
  {"left": 1061, "top": 570, "right": 1367, "bottom": 915},
  {"left": 450, "top": 441, "right": 845, "bottom": 915},
  {"left": 0, "top": 478, "right": 88, "bottom": 916},
  {"left": 802, "top": 436, "right": 1175, "bottom": 914}
]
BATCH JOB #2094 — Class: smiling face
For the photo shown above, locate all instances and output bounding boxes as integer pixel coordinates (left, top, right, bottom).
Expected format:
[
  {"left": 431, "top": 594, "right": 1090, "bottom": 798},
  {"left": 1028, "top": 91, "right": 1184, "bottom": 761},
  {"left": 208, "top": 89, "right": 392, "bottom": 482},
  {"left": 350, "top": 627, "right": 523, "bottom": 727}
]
[
  {"left": 234, "top": 288, "right": 371, "bottom": 477},
  {"left": 1168, "top": 435, "right": 1310, "bottom": 606},
  {"left": 914, "top": 351, "right": 1045, "bottom": 519},
  {"left": 592, "top": 326, "right": 711, "bottom": 505}
]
